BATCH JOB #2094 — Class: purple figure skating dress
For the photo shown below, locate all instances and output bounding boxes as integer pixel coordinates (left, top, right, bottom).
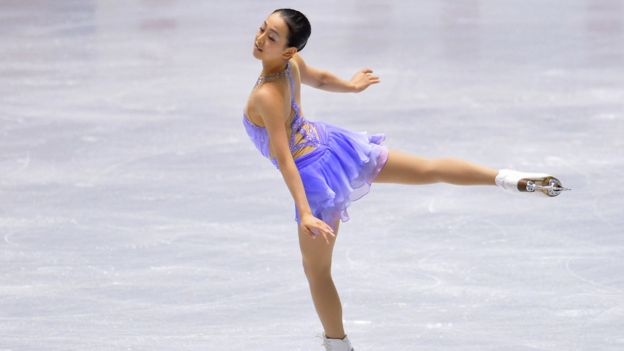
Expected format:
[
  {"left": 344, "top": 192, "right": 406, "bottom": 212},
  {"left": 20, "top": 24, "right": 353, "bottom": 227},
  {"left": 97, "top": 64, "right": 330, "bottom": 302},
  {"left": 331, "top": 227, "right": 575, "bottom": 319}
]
[{"left": 243, "top": 60, "right": 389, "bottom": 231}]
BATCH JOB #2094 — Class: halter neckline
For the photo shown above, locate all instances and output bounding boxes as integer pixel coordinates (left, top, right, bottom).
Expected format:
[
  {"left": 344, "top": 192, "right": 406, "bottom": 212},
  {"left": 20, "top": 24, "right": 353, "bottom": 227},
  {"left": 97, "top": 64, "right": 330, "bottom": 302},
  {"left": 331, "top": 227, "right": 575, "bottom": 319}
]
[
  {"left": 255, "top": 61, "right": 290, "bottom": 87},
  {"left": 244, "top": 60, "right": 299, "bottom": 129}
]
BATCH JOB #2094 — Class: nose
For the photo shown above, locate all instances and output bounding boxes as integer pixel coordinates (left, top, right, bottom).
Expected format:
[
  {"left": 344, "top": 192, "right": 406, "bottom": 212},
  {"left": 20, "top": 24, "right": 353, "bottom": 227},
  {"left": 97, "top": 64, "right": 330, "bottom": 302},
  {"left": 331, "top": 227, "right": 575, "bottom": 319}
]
[
  {"left": 256, "top": 30, "right": 268, "bottom": 44},
  {"left": 256, "top": 34, "right": 265, "bottom": 45}
]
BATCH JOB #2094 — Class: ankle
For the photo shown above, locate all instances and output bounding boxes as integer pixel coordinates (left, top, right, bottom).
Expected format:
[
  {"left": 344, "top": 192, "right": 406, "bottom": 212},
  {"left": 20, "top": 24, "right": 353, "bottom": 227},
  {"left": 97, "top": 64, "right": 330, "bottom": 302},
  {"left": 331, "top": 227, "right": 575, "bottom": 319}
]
[
  {"left": 324, "top": 333, "right": 346, "bottom": 339},
  {"left": 321, "top": 333, "right": 354, "bottom": 351}
]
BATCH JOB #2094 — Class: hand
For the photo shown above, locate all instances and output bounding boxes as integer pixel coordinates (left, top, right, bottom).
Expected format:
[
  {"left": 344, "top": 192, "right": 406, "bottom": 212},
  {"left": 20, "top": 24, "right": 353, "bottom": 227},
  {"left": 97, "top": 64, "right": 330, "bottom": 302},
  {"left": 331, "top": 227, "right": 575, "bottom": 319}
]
[
  {"left": 300, "top": 213, "right": 336, "bottom": 245},
  {"left": 350, "top": 68, "right": 380, "bottom": 93}
]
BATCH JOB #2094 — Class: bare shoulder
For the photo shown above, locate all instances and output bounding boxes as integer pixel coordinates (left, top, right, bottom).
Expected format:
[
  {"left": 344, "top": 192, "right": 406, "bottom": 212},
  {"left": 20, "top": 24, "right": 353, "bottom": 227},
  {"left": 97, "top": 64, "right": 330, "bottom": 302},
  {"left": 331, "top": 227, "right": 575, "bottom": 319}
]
[
  {"left": 249, "top": 83, "right": 287, "bottom": 122},
  {"left": 251, "top": 83, "right": 282, "bottom": 108}
]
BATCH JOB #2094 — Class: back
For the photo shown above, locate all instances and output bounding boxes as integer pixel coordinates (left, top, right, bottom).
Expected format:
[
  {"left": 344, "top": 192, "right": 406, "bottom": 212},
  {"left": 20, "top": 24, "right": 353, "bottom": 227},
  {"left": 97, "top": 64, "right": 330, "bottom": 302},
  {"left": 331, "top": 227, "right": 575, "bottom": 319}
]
[{"left": 242, "top": 60, "right": 320, "bottom": 168}]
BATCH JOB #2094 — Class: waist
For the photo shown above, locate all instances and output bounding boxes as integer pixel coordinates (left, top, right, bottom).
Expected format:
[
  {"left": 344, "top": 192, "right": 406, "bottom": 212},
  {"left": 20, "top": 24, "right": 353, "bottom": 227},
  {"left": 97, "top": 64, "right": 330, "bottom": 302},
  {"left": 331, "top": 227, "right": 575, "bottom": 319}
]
[
  {"left": 293, "top": 122, "right": 329, "bottom": 168},
  {"left": 292, "top": 120, "right": 326, "bottom": 157},
  {"left": 294, "top": 143, "right": 328, "bottom": 169}
]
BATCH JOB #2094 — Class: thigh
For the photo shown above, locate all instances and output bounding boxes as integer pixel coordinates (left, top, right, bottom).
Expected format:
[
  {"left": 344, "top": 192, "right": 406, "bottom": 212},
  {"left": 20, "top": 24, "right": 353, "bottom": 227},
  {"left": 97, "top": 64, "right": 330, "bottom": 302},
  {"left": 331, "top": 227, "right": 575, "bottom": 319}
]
[
  {"left": 298, "top": 218, "right": 341, "bottom": 271},
  {"left": 373, "top": 148, "right": 436, "bottom": 184}
]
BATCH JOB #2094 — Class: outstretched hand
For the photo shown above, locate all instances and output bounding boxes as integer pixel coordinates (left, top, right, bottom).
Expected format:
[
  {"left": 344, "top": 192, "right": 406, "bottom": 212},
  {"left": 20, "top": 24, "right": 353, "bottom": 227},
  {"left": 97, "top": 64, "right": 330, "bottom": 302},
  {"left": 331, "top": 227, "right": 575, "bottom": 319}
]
[
  {"left": 300, "top": 213, "right": 335, "bottom": 245},
  {"left": 350, "top": 67, "right": 380, "bottom": 93}
]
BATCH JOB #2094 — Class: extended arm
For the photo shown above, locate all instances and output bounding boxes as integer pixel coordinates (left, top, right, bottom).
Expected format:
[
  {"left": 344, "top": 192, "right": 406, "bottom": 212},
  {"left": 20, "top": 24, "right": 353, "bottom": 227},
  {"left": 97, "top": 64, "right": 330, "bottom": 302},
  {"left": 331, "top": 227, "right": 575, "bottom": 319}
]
[
  {"left": 292, "top": 53, "right": 380, "bottom": 93},
  {"left": 253, "top": 86, "right": 335, "bottom": 242}
]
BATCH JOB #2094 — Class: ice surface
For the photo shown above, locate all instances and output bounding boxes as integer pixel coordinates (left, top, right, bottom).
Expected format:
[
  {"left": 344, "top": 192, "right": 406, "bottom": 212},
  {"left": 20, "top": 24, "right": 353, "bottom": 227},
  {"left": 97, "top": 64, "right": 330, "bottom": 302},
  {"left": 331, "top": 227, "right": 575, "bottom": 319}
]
[{"left": 1, "top": 1, "right": 623, "bottom": 350}]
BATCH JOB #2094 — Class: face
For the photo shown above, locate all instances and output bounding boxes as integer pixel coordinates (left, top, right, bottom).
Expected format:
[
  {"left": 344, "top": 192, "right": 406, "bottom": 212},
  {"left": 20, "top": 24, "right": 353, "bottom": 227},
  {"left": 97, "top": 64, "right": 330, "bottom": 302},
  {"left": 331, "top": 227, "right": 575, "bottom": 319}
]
[{"left": 253, "top": 13, "right": 295, "bottom": 61}]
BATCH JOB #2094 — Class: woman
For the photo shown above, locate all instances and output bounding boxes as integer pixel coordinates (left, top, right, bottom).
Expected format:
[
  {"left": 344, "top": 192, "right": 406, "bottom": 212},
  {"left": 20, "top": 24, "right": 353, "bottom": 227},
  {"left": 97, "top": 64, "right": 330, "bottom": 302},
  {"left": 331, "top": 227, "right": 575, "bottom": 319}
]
[{"left": 242, "top": 8, "right": 568, "bottom": 351}]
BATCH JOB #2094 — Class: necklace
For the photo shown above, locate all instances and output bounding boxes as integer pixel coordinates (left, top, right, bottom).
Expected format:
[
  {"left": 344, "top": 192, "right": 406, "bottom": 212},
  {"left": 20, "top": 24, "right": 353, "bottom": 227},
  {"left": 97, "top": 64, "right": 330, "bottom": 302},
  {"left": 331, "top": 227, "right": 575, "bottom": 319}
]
[{"left": 254, "top": 63, "right": 289, "bottom": 87}]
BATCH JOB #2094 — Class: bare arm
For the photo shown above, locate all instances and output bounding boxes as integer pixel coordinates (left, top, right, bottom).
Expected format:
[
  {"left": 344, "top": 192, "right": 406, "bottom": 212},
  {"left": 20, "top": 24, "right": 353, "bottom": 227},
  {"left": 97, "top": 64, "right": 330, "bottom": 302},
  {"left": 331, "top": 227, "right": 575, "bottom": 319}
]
[
  {"left": 253, "top": 86, "right": 335, "bottom": 242},
  {"left": 292, "top": 53, "right": 380, "bottom": 93}
]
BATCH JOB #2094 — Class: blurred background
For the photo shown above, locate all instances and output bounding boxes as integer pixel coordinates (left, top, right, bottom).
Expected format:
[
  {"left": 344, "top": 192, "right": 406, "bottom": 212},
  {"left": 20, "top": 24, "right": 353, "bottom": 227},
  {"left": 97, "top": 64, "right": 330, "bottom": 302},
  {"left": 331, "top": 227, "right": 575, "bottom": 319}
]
[{"left": 1, "top": 1, "right": 622, "bottom": 350}]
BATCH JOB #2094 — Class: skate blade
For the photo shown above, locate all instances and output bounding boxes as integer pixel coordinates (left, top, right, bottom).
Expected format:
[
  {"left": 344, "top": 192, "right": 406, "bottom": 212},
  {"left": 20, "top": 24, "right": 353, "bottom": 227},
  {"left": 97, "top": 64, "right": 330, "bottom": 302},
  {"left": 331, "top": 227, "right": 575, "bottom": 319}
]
[{"left": 525, "top": 177, "right": 571, "bottom": 197}]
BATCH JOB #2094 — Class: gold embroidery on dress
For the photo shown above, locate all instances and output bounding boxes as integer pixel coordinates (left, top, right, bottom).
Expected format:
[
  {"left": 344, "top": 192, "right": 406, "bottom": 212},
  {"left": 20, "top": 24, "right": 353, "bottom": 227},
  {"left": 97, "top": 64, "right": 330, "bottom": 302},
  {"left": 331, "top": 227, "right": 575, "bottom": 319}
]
[{"left": 292, "top": 123, "right": 320, "bottom": 159}]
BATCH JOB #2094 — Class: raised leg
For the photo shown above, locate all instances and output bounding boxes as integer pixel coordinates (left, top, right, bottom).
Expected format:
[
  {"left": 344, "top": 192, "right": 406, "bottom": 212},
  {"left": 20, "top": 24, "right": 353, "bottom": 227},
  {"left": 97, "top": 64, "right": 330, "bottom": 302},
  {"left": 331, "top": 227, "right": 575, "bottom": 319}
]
[
  {"left": 373, "top": 148, "right": 498, "bottom": 185},
  {"left": 298, "top": 218, "right": 346, "bottom": 340}
]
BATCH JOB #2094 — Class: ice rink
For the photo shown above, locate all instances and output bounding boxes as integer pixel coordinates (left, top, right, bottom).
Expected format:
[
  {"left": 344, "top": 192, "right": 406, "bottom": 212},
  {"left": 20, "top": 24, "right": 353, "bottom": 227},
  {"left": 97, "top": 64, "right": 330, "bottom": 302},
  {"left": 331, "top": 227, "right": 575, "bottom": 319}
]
[{"left": 1, "top": 1, "right": 623, "bottom": 350}]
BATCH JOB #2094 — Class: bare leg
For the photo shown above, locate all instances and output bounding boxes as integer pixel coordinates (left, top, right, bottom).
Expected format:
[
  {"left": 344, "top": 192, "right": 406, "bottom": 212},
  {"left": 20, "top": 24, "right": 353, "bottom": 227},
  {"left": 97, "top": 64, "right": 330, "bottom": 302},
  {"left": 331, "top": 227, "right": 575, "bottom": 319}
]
[
  {"left": 374, "top": 149, "right": 498, "bottom": 185},
  {"left": 298, "top": 218, "right": 346, "bottom": 339}
]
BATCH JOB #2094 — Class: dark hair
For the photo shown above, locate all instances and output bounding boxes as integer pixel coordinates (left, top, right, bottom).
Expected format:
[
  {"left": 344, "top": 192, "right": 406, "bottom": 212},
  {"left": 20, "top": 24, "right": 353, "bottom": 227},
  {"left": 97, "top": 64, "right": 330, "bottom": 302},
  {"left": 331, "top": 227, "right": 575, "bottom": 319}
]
[{"left": 272, "top": 8, "right": 311, "bottom": 52}]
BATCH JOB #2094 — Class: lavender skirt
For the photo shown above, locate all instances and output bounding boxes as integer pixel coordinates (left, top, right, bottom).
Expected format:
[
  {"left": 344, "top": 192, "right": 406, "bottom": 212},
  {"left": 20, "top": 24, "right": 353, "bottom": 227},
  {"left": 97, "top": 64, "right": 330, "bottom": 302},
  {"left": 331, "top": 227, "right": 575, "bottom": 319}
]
[{"left": 294, "top": 120, "right": 389, "bottom": 232}]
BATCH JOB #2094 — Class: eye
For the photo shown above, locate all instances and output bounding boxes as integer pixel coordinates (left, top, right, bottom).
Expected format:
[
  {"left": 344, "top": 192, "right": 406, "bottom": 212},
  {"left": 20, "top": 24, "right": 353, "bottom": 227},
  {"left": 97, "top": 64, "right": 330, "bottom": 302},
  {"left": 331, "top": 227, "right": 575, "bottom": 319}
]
[{"left": 269, "top": 37, "right": 276, "bottom": 42}]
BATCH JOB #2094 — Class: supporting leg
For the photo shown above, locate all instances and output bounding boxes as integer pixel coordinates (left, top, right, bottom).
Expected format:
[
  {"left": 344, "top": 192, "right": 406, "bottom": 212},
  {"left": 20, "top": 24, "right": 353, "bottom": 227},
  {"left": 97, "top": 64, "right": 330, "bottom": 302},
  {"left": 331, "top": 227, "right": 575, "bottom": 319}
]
[{"left": 298, "top": 218, "right": 346, "bottom": 339}]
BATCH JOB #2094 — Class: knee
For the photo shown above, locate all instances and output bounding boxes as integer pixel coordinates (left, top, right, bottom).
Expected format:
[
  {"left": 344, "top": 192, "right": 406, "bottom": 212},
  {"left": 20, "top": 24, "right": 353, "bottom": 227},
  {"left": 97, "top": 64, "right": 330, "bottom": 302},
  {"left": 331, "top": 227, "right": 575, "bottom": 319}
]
[
  {"left": 302, "top": 259, "right": 332, "bottom": 281},
  {"left": 418, "top": 159, "right": 441, "bottom": 182},
  {"left": 428, "top": 158, "right": 457, "bottom": 181}
]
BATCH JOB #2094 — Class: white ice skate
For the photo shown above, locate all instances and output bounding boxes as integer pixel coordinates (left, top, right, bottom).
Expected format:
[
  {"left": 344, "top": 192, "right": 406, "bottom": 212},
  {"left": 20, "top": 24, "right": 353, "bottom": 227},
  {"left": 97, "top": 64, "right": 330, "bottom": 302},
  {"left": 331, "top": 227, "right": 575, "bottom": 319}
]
[
  {"left": 321, "top": 333, "right": 354, "bottom": 351},
  {"left": 495, "top": 169, "right": 570, "bottom": 197}
]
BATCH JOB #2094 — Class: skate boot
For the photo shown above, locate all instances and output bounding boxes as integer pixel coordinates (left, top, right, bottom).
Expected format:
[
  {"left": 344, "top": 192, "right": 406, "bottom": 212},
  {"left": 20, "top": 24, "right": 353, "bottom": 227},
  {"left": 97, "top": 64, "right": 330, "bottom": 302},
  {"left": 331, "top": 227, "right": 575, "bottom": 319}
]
[
  {"left": 321, "top": 333, "right": 354, "bottom": 351},
  {"left": 495, "top": 169, "right": 570, "bottom": 197}
]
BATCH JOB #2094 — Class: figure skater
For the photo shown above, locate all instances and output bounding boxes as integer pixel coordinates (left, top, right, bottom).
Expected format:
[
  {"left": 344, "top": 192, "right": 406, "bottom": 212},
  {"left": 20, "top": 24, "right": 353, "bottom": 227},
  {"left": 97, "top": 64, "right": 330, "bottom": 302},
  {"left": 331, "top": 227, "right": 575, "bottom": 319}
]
[{"left": 242, "top": 8, "right": 569, "bottom": 351}]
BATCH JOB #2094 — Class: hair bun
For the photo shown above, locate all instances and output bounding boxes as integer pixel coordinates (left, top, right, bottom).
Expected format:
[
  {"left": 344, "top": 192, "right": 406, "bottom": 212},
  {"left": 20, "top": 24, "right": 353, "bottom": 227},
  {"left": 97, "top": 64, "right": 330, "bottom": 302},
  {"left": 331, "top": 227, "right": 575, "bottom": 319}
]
[{"left": 273, "top": 9, "right": 311, "bottom": 52}]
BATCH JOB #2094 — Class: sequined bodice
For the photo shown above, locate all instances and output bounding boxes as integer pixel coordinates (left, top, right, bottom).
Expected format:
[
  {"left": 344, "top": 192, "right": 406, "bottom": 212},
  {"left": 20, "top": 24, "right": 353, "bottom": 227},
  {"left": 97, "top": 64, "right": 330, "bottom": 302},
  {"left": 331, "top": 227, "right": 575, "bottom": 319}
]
[{"left": 242, "top": 61, "right": 320, "bottom": 169}]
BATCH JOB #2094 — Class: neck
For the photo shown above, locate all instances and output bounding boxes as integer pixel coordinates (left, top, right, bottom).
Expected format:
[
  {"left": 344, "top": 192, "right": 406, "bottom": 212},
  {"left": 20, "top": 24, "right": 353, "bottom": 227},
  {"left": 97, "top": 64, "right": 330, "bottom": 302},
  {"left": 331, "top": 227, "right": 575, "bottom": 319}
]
[{"left": 261, "top": 59, "right": 288, "bottom": 76}]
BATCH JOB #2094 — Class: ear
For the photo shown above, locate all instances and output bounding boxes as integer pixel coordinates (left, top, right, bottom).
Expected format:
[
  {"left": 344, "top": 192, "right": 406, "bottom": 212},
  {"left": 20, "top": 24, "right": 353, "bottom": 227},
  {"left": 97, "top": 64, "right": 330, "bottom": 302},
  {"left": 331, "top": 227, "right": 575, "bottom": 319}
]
[{"left": 282, "top": 47, "right": 298, "bottom": 60}]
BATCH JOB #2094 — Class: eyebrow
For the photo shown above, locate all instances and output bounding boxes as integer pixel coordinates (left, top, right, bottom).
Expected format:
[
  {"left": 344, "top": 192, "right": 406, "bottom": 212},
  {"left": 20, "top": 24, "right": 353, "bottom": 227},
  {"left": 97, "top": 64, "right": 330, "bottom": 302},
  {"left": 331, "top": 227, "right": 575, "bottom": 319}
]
[{"left": 263, "top": 21, "right": 280, "bottom": 37}]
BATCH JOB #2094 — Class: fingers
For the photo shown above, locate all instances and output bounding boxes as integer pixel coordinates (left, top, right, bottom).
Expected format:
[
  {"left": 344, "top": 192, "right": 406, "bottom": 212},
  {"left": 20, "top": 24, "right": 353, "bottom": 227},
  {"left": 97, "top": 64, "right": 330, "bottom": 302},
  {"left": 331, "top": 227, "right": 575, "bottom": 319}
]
[
  {"left": 358, "top": 75, "right": 380, "bottom": 92},
  {"left": 306, "top": 223, "right": 335, "bottom": 245},
  {"left": 322, "top": 232, "right": 331, "bottom": 245},
  {"left": 363, "top": 69, "right": 380, "bottom": 83},
  {"left": 361, "top": 68, "right": 378, "bottom": 77},
  {"left": 322, "top": 224, "right": 335, "bottom": 245},
  {"left": 312, "top": 219, "right": 334, "bottom": 237},
  {"left": 324, "top": 222, "right": 335, "bottom": 237},
  {"left": 321, "top": 228, "right": 334, "bottom": 245}
]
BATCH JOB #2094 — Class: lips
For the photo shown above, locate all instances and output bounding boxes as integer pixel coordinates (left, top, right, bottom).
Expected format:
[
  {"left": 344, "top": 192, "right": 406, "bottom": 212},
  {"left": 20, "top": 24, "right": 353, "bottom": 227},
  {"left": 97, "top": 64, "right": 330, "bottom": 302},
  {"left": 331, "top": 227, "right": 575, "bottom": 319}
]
[{"left": 254, "top": 43, "right": 263, "bottom": 52}]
